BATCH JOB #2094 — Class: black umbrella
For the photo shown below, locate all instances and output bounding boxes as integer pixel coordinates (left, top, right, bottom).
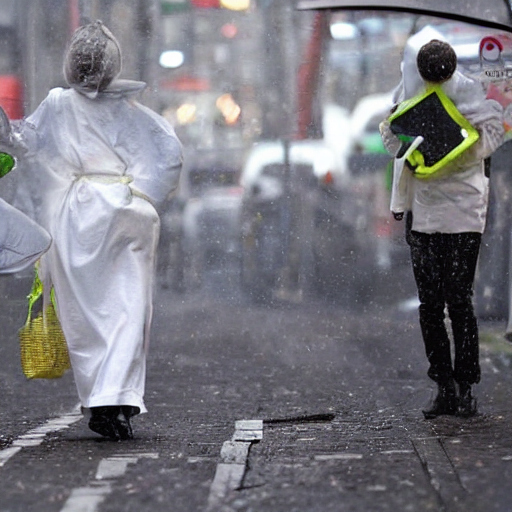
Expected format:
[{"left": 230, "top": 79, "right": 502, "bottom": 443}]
[{"left": 296, "top": 0, "right": 512, "bottom": 33}]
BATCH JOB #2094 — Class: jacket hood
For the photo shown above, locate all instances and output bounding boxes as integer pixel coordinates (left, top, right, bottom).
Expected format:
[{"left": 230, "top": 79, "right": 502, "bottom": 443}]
[{"left": 394, "top": 25, "right": 486, "bottom": 110}]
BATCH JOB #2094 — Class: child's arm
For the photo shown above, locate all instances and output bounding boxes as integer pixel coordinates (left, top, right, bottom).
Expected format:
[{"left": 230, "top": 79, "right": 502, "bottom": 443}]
[{"left": 379, "top": 117, "right": 401, "bottom": 156}]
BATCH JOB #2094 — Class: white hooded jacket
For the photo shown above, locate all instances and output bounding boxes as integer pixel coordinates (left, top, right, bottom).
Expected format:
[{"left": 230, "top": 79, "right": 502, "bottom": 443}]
[{"left": 381, "top": 27, "right": 505, "bottom": 234}]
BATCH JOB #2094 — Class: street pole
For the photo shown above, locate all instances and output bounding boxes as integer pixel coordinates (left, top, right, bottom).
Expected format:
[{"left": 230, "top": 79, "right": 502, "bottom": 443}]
[
  {"left": 68, "top": 0, "right": 80, "bottom": 34},
  {"left": 78, "top": 0, "right": 98, "bottom": 23}
]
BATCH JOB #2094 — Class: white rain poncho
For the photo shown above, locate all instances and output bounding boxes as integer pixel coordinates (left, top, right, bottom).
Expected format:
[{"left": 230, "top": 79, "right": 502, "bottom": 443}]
[
  {"left": 381, "top": 27, "right": 504, "bottom": 234},
  {"left": 11, "top": 22, "right": 182, "bottom": 412},
  {"left": 0, "top": 102, "right": 51, "bottom": 273},
  {"left": 0, "top": 198, "right": 51, "bottom": 273}
]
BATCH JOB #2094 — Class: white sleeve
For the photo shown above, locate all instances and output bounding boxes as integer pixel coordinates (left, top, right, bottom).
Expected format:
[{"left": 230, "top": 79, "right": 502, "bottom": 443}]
[
  {"left": 389, "top": 136, "right": 423, "bottom": 214},
  {"left": 453, "top": 99, "right": 505, "bottom": 168},
  {"left": 390, "top": 158, "right": 412, "bottom": 214},
  {"left": 0, "top": 198, "right": 51, "bottom": 274},
  {"left": 116, "top": 101, "right": 183, "bottom": 207}
]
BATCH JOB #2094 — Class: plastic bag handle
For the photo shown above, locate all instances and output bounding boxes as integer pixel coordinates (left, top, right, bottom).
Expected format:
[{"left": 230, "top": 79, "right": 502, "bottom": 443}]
[{"left": 24, "top": 266, "right": 43, "bottom": 325}]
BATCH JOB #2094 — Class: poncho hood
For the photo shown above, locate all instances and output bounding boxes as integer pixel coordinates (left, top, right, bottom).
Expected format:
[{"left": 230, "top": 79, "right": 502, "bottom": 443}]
[{"left": 63, "top": 20, "right": 122, "bottom": 98}]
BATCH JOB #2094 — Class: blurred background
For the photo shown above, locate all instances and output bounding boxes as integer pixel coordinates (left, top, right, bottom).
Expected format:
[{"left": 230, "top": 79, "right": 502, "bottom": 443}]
[{"left": 0, "top": 0, "right": 510, "bottom": 319}]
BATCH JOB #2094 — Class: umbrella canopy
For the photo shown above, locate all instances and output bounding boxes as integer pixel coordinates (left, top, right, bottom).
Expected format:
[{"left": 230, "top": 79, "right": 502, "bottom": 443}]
[{"left": 296, "top": 0, "right": 512, "bottom": 33}]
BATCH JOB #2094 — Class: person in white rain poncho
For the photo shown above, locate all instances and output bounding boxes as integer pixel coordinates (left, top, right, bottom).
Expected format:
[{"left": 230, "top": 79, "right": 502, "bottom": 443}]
[
  {"left": 380, "top": 35, "right": 504, "bottom": 420},
  {"left": 0, "top": 199, "right": 51, "bottom": 274},
  {"left": 4, "top": 21, "right": 183, "bottom": 440},
  {"left": 0, "top": 107, "right": 51, "bottom": 273}
]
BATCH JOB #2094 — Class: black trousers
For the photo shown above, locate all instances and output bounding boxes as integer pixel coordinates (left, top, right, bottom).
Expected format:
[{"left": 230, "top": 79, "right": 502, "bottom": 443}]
[{"left": 407, "top": 223, "right": 482, "bottom": 386}]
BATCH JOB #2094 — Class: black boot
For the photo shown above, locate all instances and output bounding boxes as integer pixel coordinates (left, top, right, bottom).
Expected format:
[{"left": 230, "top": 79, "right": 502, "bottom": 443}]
[
  {"left": 457, "top": 382, "right": 477, "bottom": 418},
  {"left": 115, "top": 406, "right": 140, "bottom": 440},
  {"left": 422, "top": 380, "right": 458, "bottom": 419},
  {"left": 89, "top": 406, "right": 121, "bottom": 440}
]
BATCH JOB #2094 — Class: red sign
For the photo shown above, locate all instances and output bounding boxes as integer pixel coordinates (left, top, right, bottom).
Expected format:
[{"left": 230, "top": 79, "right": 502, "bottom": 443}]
[
  {"left": 0, "top": 75, "right": 23, "bottom": 119},
  {"left": 190, "top": 0, "right": 220, "bottom": 7},
  {"left": 159, "top": 75, "right": 211, "bottom": 92}
]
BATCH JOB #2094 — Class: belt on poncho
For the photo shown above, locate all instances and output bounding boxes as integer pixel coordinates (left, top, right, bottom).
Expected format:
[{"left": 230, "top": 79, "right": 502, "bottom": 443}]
[{"left": 75, "top": 174, "right": 154, "bottom": 205}]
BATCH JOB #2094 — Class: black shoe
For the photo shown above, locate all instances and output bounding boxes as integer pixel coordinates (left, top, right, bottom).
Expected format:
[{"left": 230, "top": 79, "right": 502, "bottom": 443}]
[
  {"left": 422, "top": 381, "right": 458, "bottom": 419},
  {"left": 115, "top": 406, "right": 141, "bottom": 440},
  {"left": 115, "top": 412, "right": 133, "bottom": 440},
  {"left": 457, "top": 383, "right": 477, "bottom": 418},
  {"left": 89, "top": 406, "right": 121, "bottom": 440},
  {"left": 115, "top": 406, "right": 140, "bottom": 440}
]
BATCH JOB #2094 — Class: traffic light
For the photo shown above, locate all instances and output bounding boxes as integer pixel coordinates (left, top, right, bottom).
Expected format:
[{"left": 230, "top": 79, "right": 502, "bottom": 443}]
[{"left": 161, "top": 0, "right": 190, "bottom": 14}]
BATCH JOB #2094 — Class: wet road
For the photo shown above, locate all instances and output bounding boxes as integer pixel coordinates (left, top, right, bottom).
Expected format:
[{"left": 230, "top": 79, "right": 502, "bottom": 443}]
[{"left": 1, "top": 262, "right": 512, "bottom": 511}]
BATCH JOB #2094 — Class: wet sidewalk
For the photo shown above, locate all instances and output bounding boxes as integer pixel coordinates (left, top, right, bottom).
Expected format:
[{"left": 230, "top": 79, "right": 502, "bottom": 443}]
[
  {"left": 2, "top": 274, "right": 512, "bottom": 511},
  {"left": 144, "top": 294, "right": 512, "bottom": 512},
  {"left": 215, "top": 367, "right": 512, "bottom": 512}
]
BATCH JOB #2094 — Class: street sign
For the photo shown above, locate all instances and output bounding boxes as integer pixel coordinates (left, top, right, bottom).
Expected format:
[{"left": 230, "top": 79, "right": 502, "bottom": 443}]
[{"left": 161, "top": 0, "right": 190, "bottom": 14}]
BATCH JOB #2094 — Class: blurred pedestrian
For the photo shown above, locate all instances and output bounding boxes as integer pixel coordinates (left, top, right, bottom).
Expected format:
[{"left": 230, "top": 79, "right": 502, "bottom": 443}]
[
  {"left": 0, "top": 109, "right": 51, "bottom": 274},
  {"left": 380, "top": 37, "right": 504, "bottom": 419},
  {"left": 3, "top": 21, "right": 182, "bottom": 439},
  {"left": 0, "top": 198, "right": 51, "bottom": 274}
]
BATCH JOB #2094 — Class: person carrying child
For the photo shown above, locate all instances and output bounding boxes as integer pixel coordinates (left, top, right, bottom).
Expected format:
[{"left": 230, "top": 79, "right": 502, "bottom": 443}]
[{"left": 380, "top": 36, "right": 504, "bottom": 418}]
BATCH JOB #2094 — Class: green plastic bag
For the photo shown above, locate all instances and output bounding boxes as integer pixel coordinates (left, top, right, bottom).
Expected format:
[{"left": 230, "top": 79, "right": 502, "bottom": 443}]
[{"left": 0, "top": 152, "right": 15, "bottom": 177}]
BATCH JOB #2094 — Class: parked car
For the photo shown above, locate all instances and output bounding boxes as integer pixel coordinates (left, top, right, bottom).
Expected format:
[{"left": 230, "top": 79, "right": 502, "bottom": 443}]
[
  {"left": 158, "top": 147, "right": 244, "bottom": 291},
  {"left": 240, "top": 139, "right": 344, "bottom": 302},
  {"left": 345, "top": 91, "right": 408, "bottom": 272},
  {"left": 156, "top": 84, "right": 251, "bottom": 291},
  {"left": 183, "top": 160, "right": 243, "bottom": 284}
]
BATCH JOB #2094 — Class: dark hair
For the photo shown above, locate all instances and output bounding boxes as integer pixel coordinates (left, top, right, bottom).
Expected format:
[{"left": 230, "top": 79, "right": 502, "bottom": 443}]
[{"left": 417, "top": 39, "right": 457, "bottom": 83}]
